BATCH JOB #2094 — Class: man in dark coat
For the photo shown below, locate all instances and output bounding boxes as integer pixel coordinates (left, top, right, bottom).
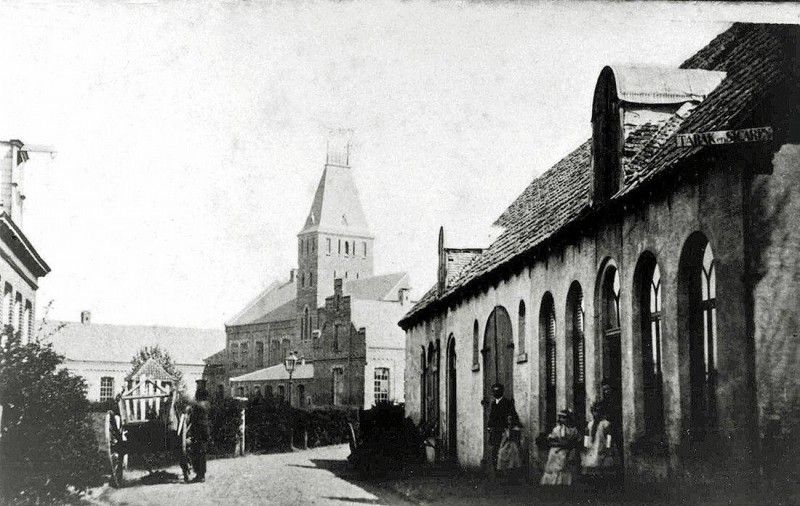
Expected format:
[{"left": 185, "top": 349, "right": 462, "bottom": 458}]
[
  {"left": 486, "top": 383, "right": 519, "bottom": 477},
  {"left": 187, "top": 381, "right": 212, "bottom": 483}
]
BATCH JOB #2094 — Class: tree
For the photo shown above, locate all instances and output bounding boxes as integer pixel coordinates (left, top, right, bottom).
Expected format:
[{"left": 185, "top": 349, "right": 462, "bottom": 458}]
[
  {"left": 129, "top": 344, "right": 186, "bottom": 396},
  {"left": 0, "top": 325, "right": 104, "bottom": 503}
]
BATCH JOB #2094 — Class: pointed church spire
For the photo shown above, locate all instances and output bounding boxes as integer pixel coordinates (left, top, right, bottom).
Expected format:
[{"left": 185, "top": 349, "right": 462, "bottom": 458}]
[{"left": 300, "top": 132, "right": 372, "bottom": 239}]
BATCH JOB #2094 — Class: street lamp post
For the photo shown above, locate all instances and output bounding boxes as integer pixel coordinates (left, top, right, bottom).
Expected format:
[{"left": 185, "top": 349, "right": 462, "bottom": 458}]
[{"left": 283, "top": 351, "right": 299, "bottom": 407}]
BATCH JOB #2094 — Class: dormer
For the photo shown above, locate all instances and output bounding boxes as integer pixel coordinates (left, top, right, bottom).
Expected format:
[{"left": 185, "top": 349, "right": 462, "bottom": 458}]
[{"left": 590, "top": 66, "right": 726, "bottom": 204}]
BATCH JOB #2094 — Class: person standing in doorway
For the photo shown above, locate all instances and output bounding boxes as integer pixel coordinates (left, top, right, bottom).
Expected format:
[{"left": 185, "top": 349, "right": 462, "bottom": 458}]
[
  {"left": 187, "top": 381, "right": 212, "bottom": 483},
  {"left": 486, "top": 383, "right": 519, "bottom": 479}
]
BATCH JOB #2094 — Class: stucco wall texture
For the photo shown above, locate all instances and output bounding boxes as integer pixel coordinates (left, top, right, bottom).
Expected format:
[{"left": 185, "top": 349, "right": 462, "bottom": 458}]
[{"left": 405, "top": 143, "right": 799, "bottom": 483}]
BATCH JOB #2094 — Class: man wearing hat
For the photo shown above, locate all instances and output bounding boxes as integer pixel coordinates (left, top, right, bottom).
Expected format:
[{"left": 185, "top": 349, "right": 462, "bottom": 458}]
[
  {"left": 486, "top": 383, "right": 519, "bottom": 477},
  {"left": 186, "top": 379, "right": 211, "bottom": 483}
]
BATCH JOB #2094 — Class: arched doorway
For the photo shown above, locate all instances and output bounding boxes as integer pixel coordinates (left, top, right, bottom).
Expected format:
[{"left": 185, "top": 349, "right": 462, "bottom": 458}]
[
  {"left": 482, "top": 306, "right": 514, "bottom": 457},
  {"left": 598, "top": 261, "right": 624, "bottom": 461},
  {"left": 446, "top": 334, "right": 457, "bottom": 461}
]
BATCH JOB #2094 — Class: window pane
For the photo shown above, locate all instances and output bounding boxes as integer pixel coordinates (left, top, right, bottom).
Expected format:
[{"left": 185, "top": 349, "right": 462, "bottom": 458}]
[
  {"left": 711, "top": 307, "right": 718, "bottom": 371},
  {"left": 709, "top": 263, "right": 716, "bottom": 299},
  {"left": 703, "top": 309, "right": 710, "bottom": 375},
  {"left": 703, "top": 242, "right": 714, "bottom": 272}
]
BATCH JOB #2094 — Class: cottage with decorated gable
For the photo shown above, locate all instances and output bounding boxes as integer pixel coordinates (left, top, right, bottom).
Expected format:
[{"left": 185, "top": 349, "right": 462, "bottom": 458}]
[{"left": 400, "top": 23, "right": 799, "bottom": 487}]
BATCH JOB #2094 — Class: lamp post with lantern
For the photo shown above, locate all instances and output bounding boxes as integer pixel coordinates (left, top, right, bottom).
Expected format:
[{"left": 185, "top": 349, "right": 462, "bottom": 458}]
[{"left": 283, "top": 351, "right": 299, "bottom": 407}]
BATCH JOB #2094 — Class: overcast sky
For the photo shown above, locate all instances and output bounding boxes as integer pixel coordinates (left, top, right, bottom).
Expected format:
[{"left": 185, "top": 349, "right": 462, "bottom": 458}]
[{"left": 1, "top": 1, "right": 798, "bottom": 329}]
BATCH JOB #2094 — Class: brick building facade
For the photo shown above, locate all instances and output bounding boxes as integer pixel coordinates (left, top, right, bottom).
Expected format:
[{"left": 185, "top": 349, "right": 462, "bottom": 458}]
[
  {"left": 217, "top": 142, "right": 411, "bottom": 409},
  {"left": 400, "top": 23, "right": 799, "bottom": 488}
]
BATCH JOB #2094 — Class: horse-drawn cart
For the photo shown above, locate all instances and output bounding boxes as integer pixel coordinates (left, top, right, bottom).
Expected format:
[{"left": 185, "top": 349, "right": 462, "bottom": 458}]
[{"left": 104, "top": 376, "right": 188, "bottom": 487}]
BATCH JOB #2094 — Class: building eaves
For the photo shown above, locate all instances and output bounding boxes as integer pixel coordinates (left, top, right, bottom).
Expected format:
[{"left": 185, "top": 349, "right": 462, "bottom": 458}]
[
  {"left": 0, "top": 212, "right": 50, "bottom": 279},
  {"left": 399, "top": 23, "right": 795, "bottom": 330}
]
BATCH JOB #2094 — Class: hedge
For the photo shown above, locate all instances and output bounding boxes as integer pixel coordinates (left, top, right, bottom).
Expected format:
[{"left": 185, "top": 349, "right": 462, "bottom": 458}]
[{"left": 208, "top": 395, "right": 358, "bottom": 455}]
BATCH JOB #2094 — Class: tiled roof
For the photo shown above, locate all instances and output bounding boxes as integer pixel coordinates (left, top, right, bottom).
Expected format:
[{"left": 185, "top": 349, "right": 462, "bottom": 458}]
[
  {"left": 445, "top": 250, "right": 482, "bottom": 286},
  {"left": 400, "top": 23, "right": 796, "bottom": 328},
  {"left": 230, "top": 361, "right": 314, "bottom": 382},
  {"left": 41, "top": 320, "right": 225, "bottom": 365},
  {"left": 249, "top": 298, "right": 297, "bottom": 325},
  {"left": 227, "top": 277, "right": 296, "bottom": 326},
  {"left": 344, "top": 272, "right": 410, "bottom": 301},
  {"left": 623, "top": 23, "right": 794, "bottom": 194}
]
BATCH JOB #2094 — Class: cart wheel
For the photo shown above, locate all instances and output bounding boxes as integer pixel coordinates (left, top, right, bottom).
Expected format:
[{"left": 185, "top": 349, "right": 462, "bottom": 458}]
[{"left": 105, "top": 411, "right": 124, "bottom": 487}]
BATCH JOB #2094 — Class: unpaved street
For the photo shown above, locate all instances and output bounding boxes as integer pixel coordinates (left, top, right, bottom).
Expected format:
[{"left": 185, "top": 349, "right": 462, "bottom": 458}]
[{"left": 97, "top": 444, "right": 412, "bottom": 506}]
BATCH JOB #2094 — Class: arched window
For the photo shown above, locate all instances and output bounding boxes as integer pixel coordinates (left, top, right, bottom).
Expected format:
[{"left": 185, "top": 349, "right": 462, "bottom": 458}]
[
  {"left": 679, "top": 234, "right": 718, "bottom": 441},
  {"left": 345, "top": 241, "right": 350, "bottom": 255},
  {"left": 599, "top": 262, "right": 623, "bottom": 448},
  {"left": 539, "top": 293, "right": 557, "bottom": 431},
  {"left": 426, "top": 341, "right": 440, "bottom": 427},
  {"left": 517, "top": 300, "right": 527, "bottom": 357},
  {"left": 635, "top": 254, "right": 664, "bottom": 436},
  {"left": 309, "top": 271, "right": 314, "bottom": 286},
  {"left": 230, "top": 342, "right": 239, "bottom": 369},
  {"left": 302, "top": 307, "right": 310, "bottom": 341},
  {"left": 420, "top": 346, "right": 427, "bottom": 421},
  {"left": 472, "top": 320, "right": 480, "bottom": 370},
  {"left": 566, "top": 282, "right": 586, "bottom": 427},
  {"left": 301, "top": 272, "right": 305, "bottom": 288}
]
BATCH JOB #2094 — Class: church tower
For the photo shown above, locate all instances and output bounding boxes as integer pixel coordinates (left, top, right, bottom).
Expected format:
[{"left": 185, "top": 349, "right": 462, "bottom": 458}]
[{"left": 296, "top": 135, "right": 374, "bottom": 340}]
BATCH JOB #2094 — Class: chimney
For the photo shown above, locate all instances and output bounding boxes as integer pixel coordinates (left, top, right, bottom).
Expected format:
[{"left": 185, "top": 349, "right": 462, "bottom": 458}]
[
  {"left": 398, "top": 288, "right": 410, "bottom": 306},
  {"left": 289, "top": 269, "right": 297, "bottom": 283},
  {"left": 80, "top": 310, "right": 91, "bottom": 324}
]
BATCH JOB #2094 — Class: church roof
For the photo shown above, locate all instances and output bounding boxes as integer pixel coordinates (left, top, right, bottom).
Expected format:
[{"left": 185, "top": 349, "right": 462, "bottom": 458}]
[
  {"left": 344, "top": 272, "right": 410, "bottom": 301},
  {"left": 227, "top": 276, "right": 297, "bottom": 326},
  {"left": 299, "top": 163, "right": 373, "bottom": 238},
  {"left": 400, "top": 23, "right": 797, "bottom": 329}
]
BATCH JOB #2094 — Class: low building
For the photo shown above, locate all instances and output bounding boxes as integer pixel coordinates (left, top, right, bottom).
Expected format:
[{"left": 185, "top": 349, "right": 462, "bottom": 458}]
[
  {"left": 400, "top": 23, "right": 799, "bottom": 487},
  {"left": 41, "top": 312, "right": 225, "bottom": 401}
]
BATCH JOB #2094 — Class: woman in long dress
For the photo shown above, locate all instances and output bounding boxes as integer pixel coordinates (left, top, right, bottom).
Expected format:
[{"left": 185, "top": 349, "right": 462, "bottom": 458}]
[
  {"left": 581, "top": 402, "right": 618, "bottom": 489},
  {"left": 540, "top": 409, "right": 581, "bottom": 485},
  {"left": 497, "top": 415, "right": 523, "bottom": 474}
]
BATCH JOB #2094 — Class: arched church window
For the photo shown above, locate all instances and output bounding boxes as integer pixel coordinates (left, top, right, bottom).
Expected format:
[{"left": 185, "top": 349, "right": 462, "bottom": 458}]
[
  {"left": 567, "top": 281, "right": 585, "bottom": 427},
  {"left": 517, "top": 300, "right": 526, "bottom": 356},
  {"left": 637, "top": 254, "right": 664, "bottom": 436},
  {"left": 345, "top": 241, "right": 349, "bottom": 255},
  {"left": 540, "top": 293, "right": 557, "bottom": 430},
  {"left": 472, "top": 320, "right": 480, "bottom": 370}
]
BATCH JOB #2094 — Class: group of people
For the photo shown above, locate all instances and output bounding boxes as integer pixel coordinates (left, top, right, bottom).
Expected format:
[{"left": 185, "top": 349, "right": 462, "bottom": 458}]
[{"left": 487, "top": 383, "right": 619, "bottom": 489}]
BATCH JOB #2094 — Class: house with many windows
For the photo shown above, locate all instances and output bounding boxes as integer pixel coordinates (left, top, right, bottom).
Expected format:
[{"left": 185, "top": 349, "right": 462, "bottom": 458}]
[
  {"left": 41, "top": 311, "right": 225, "bottom": 401},
  {"left": 215, "top": 140, "right": 412, "bottom": 409},
  {"left": 400, "top": 23, "right": 799, "bottom": 488},
  {"left": 0, "top": 140, "right": 52, "bottom": 344}
]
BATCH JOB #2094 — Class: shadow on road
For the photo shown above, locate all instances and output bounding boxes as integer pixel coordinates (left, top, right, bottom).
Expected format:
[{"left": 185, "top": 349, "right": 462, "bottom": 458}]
[
  {"left": 309, "top": 459, "right": 417, "bottom": 505},
  {"left": 322, "top": 497, "right": 383, "bottom": 504}
]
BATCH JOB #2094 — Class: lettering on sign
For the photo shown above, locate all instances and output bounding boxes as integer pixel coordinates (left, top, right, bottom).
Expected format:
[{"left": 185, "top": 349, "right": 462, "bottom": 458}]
[{"left": 676, "top": 127, "right": 773, "bottom": 147}]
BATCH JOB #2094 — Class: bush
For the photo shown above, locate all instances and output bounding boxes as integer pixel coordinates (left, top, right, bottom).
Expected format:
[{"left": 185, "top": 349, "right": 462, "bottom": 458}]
[
  {"left": 209, "top": 396, "right": 245, "bottom": 455},
  {"left": 207, "top": 394, "right": 359, "bottom": 456},
  {"left": 0, "top": 328, "right": 105, "bottom": 503}
]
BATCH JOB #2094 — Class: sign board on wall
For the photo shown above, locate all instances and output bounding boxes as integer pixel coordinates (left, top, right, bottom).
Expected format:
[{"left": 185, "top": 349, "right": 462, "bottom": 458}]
[{"left": 676, "top": 126, "right": 773, "bottom": 147}]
